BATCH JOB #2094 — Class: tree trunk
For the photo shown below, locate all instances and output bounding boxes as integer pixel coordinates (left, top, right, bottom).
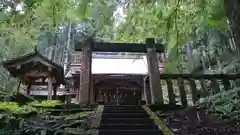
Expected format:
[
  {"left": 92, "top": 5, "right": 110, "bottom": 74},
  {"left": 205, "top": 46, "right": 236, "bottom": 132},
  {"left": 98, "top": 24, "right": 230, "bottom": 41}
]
[
  {"left": 64, "top": 21, "right": 72, "bottom": 74},
  {"left": 224, "top": 0, "right": 240, "bottom": 54},
  {"left": 48, "top": 2, "right": 57, "bottom": 61}
]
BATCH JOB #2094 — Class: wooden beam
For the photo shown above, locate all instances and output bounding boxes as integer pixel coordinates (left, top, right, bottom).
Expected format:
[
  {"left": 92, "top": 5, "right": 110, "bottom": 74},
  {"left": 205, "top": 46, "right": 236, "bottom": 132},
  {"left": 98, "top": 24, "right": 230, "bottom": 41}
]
[
  {"left": 143, "top": 73, "right": 240, "bottom": 80},
  {"left": 75, "top": 42, "right": 164, "bottom": 53},
  {"left": 93, "top": 74, "right": 144, "bottom": 78},
  {"left": 26, "top": 72, "right": 49, "bottom": 77},
  {"left": 91, "top": 73, "right": 240, "bottom": 80},
  {"left": 31, "top": 82, "right": 58, "bottom": 85}
]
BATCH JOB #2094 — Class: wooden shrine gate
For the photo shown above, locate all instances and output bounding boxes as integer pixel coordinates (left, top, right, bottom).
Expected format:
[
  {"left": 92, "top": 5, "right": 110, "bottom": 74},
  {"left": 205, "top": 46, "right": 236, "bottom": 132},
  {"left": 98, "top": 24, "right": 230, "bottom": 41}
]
[
  {"left": 74, "top": 38, "right": 165, "bottom": 104},
  {"left": 74, "top": 38, "right": 238, "bottom": 105}
]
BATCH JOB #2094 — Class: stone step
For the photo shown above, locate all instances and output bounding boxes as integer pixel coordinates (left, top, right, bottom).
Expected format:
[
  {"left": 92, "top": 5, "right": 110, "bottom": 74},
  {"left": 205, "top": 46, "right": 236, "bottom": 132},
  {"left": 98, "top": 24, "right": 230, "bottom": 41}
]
[
  {"left": 98, "top": 130, "right": 164, "bottom": 135},
  {"left": 103, "top": 109, "right": 146, "bottom": 113},
  {"left": 100, "top": 118, "right": 154, "bottom": 124},
  {"left": 99, "top": 124, "right": 159, "bottom": 130},
  {"left": 103, "top": 108, "right": 144, "bottom": 111},
  {"left": 104, "top": 105, "right": 141, "bottom": 107},
  {"left": 102, "top": 113, "right": 149, "bottom": 118},
  {"left": 103, "top": 106, "right": 142, "bottom": 110},
  {"left": 99, "top": 105, "right": 163, "bottom": 135}
]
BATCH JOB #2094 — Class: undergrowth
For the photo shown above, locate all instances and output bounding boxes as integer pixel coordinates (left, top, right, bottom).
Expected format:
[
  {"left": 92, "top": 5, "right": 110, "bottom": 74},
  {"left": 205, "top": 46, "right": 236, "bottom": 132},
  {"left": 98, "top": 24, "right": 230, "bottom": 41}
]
[
  {"left": 196, "top": 87, "right": 240, "bottom": 122},
  {"left": 0, "top": 100, "right": 93, "bottom": 135}
]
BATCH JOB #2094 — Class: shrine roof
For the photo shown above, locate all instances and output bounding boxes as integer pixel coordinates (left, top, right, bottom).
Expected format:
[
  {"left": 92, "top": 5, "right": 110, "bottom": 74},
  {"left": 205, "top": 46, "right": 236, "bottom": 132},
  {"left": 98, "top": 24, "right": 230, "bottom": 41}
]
[{"left": 2, "top": 50, "right": 64, "bottom": 84}]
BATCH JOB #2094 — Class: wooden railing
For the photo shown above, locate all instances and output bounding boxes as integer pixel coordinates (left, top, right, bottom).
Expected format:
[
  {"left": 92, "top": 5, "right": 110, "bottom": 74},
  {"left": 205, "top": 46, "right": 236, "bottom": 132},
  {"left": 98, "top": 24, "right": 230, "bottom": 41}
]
[
  {"left": 154, "top": 74, "right": 240, "bottom": 106},
  {"left": 71, "top": 54, "right": 81, "bottom": 65}
]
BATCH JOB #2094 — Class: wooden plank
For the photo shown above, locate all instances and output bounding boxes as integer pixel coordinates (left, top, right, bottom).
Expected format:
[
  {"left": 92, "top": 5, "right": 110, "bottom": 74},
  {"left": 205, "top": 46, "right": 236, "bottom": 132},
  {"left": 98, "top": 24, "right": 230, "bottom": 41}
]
[
  {"left": 177, "top": 79, "right": 188, "bottom": 106},
  {"left": 210, "top": 79, "right": 220, "bottom": 94},
  {"left": 166, "top": 79, "right": 175, "bottom": 105},
  {"left": 75, "top": 42, "right": 164, "bottom": 53},
  {"left": 188, "top": 79, "right": 199, "bottom": 104}
]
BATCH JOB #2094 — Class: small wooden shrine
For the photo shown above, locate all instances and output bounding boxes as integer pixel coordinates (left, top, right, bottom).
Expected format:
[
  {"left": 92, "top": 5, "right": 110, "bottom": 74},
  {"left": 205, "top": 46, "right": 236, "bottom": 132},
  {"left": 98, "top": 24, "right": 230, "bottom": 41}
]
[
  {"left": 66, "top": 73, "right": 149, "bottom": 105},
  {"left": 2, "top": 49, "right": 65, "bottom": 100}
]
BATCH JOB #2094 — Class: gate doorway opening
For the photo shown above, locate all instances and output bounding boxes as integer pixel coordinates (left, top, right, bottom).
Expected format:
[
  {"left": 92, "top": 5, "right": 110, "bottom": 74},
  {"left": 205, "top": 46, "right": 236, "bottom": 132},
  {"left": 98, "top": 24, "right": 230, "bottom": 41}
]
[{"left": 98, "top": 88, "right": 141, "bottom": 105}]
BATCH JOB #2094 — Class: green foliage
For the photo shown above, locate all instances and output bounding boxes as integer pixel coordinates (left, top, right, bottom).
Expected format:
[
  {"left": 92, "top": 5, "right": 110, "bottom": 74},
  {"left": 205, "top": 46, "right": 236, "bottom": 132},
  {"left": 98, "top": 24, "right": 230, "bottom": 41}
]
[
  {"left": 65, "top": 111, "right": 89, "bottom": 120},
  {"left": 0, "top": 100, "right": 63, "bottom": 115},
  {"left": 0, "top": 101, "right": 37, "bottom": 114},
  {"left": 196, "top": 88, "right": 240, "bottom": 121},
  {"left": 115, "top": 0, "right": 228, "bottom": 73},
  {"left": 0, "top": 101, "right": 94, "bottom": 135},
  {"left": 0, "top": 0, "right": 119, "bottom": 93},
  {"left": 28, "top": 100, "right": 63, "bottom": 107},
  {"left": 0, "top": 102, "right": 19, "bottom": 112}
]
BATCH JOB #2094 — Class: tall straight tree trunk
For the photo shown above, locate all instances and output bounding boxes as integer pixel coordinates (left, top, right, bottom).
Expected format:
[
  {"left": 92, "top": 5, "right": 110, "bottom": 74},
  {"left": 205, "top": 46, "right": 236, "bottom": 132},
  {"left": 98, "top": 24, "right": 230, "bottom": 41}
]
[
  {"left": 64, "top": 21, "right": 72, "bottom": 73},
  {"left": 224, "top": 0, "right": 240, "bottom": 54},
  {"left": 48, "top": 1, "right": 57, "bottom": 61},
  {"left": 47, "top": 1, "right": 57, "bottom": 100}
]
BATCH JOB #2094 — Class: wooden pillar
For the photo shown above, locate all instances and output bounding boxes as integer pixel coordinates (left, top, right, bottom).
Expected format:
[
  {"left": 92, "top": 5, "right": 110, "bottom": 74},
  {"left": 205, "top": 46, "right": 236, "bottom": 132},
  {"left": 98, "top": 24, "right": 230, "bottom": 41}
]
[
  {"left": 66, "top": 88, "right": 71, "bottom": 104},
  {"left": 142, "top": 76, "right": 147, "bottom": 101},
  {"left": 141, "top": 88, "right": 145, "bottom": 100},
  {"left": 146, "top": 38, "right": 163, "bottom": 104},
  {"left": 78, "top": 39, "right": 92, "bottom": 104},
  {"left": 53, "top": 85, "right": 57, "bottom": 100},
  {"left": 90, "top": 80, "right": 94, "bottom": 104},
  {"left": 144, "top": 76, "right": 152, "bottom": 104},
  {"left": 99, "top": 89, "right": 104, "bottom": 101},
  {"left": 48, "top": 67, "right": 53, "bottom": 100},
  {"left": 16, "top": 79, "right": 22, "bottom": 93},
  {"left": 76, "top": 77, "right": 80, "bottom": 102},
  {"left": 143, "top": 76, "right": 151, "bottom": 104},
  {"left": 94, "top": 88, "right": 97, "bottom": 102},
  {"left": 27, "top": 84, "right": 31, "bottom": 95}
]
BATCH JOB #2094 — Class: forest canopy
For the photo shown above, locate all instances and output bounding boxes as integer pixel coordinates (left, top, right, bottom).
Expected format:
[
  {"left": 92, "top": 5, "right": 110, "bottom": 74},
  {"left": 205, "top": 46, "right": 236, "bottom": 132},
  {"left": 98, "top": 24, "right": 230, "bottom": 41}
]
[{"left": 0, "top": 0, "right": 236, "bottom": 92}]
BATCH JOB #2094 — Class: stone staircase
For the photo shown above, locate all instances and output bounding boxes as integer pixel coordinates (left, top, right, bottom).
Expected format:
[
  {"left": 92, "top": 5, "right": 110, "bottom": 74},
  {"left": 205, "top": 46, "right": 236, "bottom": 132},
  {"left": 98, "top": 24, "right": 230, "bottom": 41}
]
[{"left": 98, "top": 105, "right": 163, "bottom": 135}]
